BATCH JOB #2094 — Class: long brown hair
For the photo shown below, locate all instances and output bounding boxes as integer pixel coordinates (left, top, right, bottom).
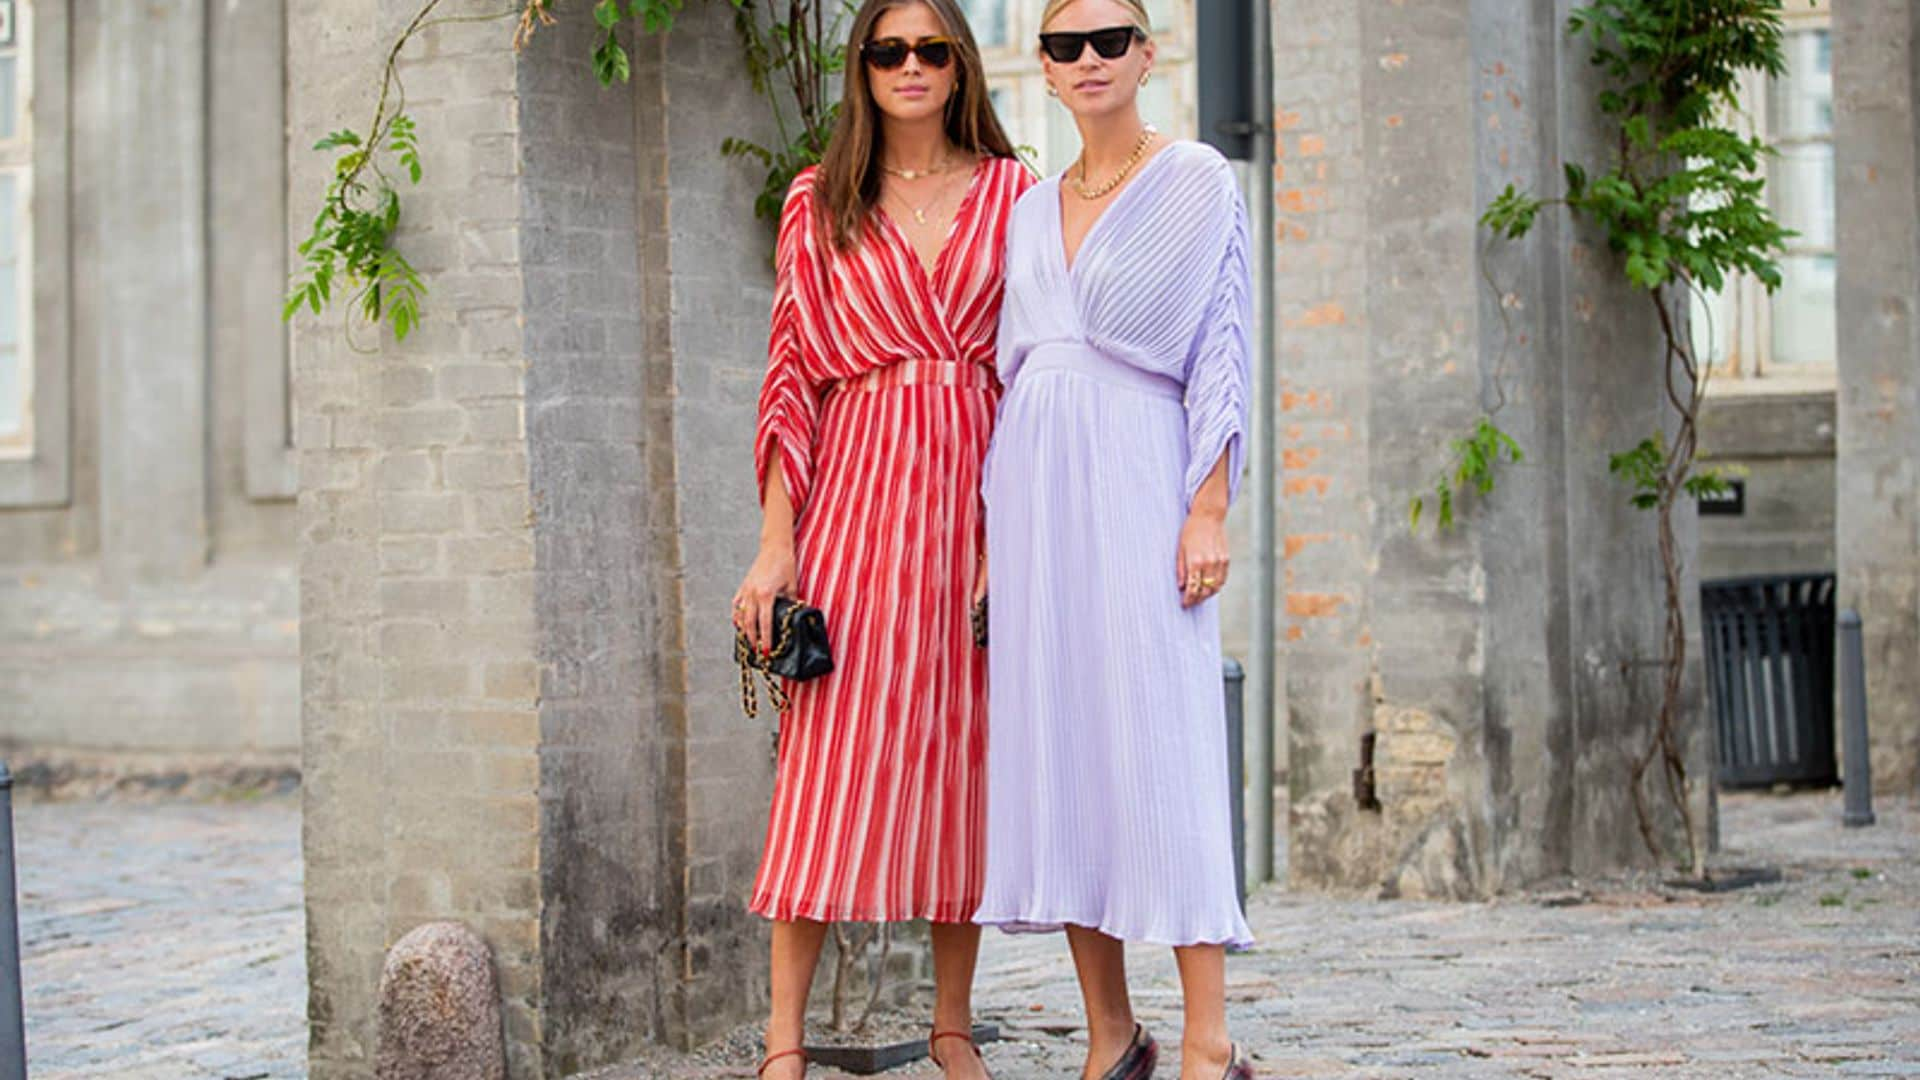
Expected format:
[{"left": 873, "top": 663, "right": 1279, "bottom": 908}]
[{"left": 815, "top": 0, "right": 1018, "bottom": 252}]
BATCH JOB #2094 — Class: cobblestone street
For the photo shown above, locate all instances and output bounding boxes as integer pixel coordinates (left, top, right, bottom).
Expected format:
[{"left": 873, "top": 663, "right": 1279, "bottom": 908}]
[
  {"left": 16, "top": 799, "right": 305, "bottom": 1079},
  {"left": 13, "top": 790, "right": 1919, "bottom": 1078}
]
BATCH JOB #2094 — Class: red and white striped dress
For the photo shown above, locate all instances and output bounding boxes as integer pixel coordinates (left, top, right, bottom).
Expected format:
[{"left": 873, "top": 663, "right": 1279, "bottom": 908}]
[{"left": 750, "top": 156, "right": 1034, "bottom": 923}]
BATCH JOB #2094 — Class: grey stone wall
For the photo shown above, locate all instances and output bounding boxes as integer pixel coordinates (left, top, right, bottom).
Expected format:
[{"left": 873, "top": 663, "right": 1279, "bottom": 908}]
[
  {"left": 1834, "top": 1, "right": 1920, "bottom": 796},
  {"left": 519, "top": 13, "right": 676, "bottom": 1072},
  {"left": 1697, "top": 391, "right": 1836, "bottom": 581},
  {"left": 1272, "top": 0, "right": 1708, "bottom": 897},
  {"left": 0, "top": 0, "right": 298, "bottom": 753},
  {"left": 292, "top": 1, "right": 546, "bottom": 1075},
  {"left": 295, "top": 4, "right": 782, "bottom": 1075},
  {"left": 629, "top": 2, "right": 786, "bottom": 1043}
]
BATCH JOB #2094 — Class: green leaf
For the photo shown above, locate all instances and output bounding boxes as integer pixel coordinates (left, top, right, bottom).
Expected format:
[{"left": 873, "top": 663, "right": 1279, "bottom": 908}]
[
  {"left": 1563, "top": 162, "right": 1588, "bottom": 197},
  {"left": 314, "top": 129, "right": 362, "bottom": 151},
  {"left": 594, "top": 31, "right": 631, "bottom": 84},
  {"left": 593, "top": 0, "right": 622, "bottom": 29}
]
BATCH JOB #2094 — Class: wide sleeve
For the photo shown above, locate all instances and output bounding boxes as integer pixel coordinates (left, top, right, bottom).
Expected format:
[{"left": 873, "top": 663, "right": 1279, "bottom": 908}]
[
  {"left": 1182, "top": 170, "right": 1253, "bottom": 509},
  {"left": 753, "top": 174, "right": 824, "bottom": 514}
]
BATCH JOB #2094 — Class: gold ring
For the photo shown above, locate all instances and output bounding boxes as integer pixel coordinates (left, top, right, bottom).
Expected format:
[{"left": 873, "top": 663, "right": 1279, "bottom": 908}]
[{"left": 1200, "top": 577, "right": 1219, "bottom": 588}]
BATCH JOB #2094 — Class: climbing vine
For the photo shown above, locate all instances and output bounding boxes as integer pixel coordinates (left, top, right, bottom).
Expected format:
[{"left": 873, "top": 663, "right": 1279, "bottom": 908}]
[
  {"left": 1416, "top": 0, "right": 1795, "bottom": 875},
  {"left": 287, "top": 0, "right": 854, "bottom": 342}
]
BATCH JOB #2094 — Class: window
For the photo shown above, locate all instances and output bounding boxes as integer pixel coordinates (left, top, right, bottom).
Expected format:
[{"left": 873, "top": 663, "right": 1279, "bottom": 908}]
[
  {"left": 0, "top": 0, "right": 30, "bottom": 459},
  {"left": 970, "top": 0, "right": 1196, "bottom": 176},
  {"left": 0, "top": 0, "right": 68, "bottom": 508},
  {"left": 1694, "top": 1, "right": 1834, "bottom": 385}
]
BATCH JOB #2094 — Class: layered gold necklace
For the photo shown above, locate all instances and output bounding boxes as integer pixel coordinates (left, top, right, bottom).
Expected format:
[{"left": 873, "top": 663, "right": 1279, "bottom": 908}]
[
  {"left": 885, "top": 166, "right": 963, "bottom": 226},
  {"left": 1067, "top": 126, "right": 1158, "bottom": 200},
  {"left": 880, "top": 154, "right": 958, "bottom": 181}
]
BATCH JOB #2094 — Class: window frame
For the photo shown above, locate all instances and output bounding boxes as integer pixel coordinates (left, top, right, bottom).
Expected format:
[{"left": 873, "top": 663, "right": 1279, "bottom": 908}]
[
  {"left": 0, "top": 0, "right": 68, "bottom": 507},
  {"left": 1701, "top": 0, "right": 1835, "bottom": 390},
  {"left": 0, "top": 0, "right": 35, "bottom": 462}
]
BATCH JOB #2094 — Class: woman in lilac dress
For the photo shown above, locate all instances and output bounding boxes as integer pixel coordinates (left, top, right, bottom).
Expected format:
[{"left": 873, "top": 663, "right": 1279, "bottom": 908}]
[{"left": 973, "top": 1, "right": 1253, "bottom": 1078}]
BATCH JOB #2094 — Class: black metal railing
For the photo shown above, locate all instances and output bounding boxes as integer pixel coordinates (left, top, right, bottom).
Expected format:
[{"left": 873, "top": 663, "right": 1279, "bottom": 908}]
[{"left": 1701, "top": 573, "right": 1838, "bottom": 789}]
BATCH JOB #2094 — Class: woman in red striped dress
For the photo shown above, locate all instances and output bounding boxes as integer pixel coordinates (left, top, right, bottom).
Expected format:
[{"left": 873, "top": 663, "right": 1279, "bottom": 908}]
[{"left": 729, "top": 1, "right": 1032, "bottom": 1076}]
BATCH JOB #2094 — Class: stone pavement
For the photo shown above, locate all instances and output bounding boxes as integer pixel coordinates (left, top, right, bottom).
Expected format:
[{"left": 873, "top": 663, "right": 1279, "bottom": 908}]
[
  {"left": 11, "top": 790, "right": 1919, "bottom": 1079},
  {"left": 600, "top": 789, "right": 1920, "bottom": 1079},
  {"left": 15, "top": 798, "right": 305, "bottom": 1079}
]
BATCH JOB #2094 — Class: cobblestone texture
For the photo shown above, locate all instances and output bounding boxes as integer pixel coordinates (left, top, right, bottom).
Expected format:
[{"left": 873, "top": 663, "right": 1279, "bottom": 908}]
[
  {"left": 13, "top": 790, "right": 1919, "bottom": 1078},
  {"left": 17, "top": 800, "right": 305, "bottom": 1079},
  {"left": 601, "top": 790, "right": 1920, "bottom": 1079}
]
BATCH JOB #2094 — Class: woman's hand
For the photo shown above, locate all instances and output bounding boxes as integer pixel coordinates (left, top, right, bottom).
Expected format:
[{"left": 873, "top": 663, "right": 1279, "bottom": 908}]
[
  {"left": 736, "top": 451, "right": 801, "bottom": 654},
  {"left": 733, "top": 539, "right": 798, "bottom": 655},
  {"left": 1177, "top": 451, "right": 1233, "bottom": 609},
  {"left": 1176, "top": 506, "right": 1229, "bottom": 608}
]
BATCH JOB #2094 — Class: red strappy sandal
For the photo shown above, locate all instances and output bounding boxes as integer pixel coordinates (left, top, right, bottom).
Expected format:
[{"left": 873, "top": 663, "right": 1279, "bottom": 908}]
[
  {"left": 756, "top": 1047, "right": 806, "bottom": 1078},
  {"left": 930, "top": 1028, "right": 991, "bottom": 1077}
]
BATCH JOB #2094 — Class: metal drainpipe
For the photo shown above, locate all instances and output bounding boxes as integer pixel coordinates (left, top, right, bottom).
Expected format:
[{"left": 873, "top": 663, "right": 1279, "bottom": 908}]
[
  {"left": 1244, "top": 0, "right": 1278, "bottom": 887},
  {"left": 0, "top": 761, "right": 25, "bottom": 1080}
]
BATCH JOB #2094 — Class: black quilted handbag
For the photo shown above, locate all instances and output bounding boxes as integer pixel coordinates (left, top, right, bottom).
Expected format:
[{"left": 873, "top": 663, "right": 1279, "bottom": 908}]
[{"left": 734, "top": 597, "right": 833, "bottom": 718}]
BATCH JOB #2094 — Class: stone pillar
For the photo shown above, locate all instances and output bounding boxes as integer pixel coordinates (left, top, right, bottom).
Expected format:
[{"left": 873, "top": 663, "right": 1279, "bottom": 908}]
[
  {"left": 96, "top": 0, "right": 208, "bottom": 582},
  {"left": 1834, "top": 1, "right": 1920, "bottom": 797},
  {"left": 626, "top": 4, "right": 784, "bottom": 1041},
  {"left": 294, "top": 3, "right": 776, "bottom": 1076},
  {"left": 1273, "top": 0, "right": 1708, "bottom": 896}
]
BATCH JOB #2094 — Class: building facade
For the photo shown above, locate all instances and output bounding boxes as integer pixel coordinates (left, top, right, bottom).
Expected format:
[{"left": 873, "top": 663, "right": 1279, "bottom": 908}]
[
  {"left": 0, "top": 0, "right": 297, "bottom": 756},
  {"left": 1, "top": 0, "right": 1916, "bottom": 1076}
]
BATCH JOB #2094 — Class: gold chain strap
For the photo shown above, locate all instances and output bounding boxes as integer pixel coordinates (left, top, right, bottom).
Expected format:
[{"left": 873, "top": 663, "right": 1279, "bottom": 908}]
[
  {"left": 736, "top": 602, "right": 803, "bottom": 719},
  {"left": 738, "top": 665, "right": 792, "bottom": 720}
]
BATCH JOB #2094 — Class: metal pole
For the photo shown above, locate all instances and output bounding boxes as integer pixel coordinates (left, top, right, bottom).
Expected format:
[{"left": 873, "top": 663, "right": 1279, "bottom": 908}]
[
  {"left": 1223, "top": 659, "right": 1247, "bottom": 905},
  {"left": 1244, "top": 0, "right": 1278, "bottom": 887},
  {"left": 1839, "top": 611, "right": 1876, "bottom": 828},
  {"left": 0, "top": 761, "right": 25, "bottom": 1079}
]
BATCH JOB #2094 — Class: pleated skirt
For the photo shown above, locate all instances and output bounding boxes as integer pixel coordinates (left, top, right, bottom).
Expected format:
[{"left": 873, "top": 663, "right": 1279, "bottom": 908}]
[
  {"left": 749, "top": 361, "right": 994, "bottom": 924},
  {"left": 976, "top": 342, "right": 1253, "bottom": 948}
]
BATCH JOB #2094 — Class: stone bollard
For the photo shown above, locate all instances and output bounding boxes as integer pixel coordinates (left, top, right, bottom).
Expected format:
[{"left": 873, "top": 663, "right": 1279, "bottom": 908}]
[
  {"left": 377, "top": 921, "right": 507, "bottom": 1080},
  {"left": 1839, "top": 610, "right": 1876, "bottom": 828}
]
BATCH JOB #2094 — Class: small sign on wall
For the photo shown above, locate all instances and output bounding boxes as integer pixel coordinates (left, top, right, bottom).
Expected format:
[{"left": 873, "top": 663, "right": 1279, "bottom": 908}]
[{"left": 1698, "top": 478, "right": 1746, "bottom": 517}]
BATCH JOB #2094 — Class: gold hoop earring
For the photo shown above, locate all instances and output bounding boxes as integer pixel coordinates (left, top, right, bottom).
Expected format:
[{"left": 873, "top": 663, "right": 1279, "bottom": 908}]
[
  {"left": 1046, "top": 83, "right": 1059, "bottom": 98},
  {"left": 1140, "top": 71, "right": 1151, "bottom": 87}
]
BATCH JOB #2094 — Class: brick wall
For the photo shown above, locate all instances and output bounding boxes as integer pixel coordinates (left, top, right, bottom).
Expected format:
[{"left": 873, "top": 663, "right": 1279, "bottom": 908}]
[{"left": 292, "top": 1, "right": 545, "bottom": 1074}]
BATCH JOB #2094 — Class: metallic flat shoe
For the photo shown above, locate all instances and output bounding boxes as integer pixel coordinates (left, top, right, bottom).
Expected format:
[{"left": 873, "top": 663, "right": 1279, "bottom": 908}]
[
  {"left": 1220, "top": 1043, "right": 1253, "bottom": 1080},
  {"left": 1097, "top": 1023, "right": 1158, "bottom": 1080}
]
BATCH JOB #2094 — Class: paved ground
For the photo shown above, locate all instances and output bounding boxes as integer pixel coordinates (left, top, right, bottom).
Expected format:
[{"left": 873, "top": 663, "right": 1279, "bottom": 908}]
[
  {"left": 15, "top": 799, "right": 305, "bottom": 1079},
  {"left": 12, "top": 789, "right": 1919, "bottom": 1079},
  {"left": 601, "top": 789, "right": 1920, "bottom": 1079}
]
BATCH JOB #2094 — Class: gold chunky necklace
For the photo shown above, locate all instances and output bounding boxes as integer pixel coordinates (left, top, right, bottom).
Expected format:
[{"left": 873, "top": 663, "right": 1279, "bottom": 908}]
[{"left": 1068, "top": 126, "right": 1158, "bottom": 200}]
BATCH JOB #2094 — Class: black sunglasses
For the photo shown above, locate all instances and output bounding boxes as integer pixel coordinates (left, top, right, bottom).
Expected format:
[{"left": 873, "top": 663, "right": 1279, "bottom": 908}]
[
  {"left": 1038, "top": 25, "right": 1146, "bottom": 64},
  {"left": 862, "top": 36, "right": 954, "bottom": 70}
]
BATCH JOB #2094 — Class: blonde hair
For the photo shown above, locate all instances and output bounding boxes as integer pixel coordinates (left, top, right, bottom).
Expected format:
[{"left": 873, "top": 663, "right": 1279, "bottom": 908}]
[{"left": 1040, "top": 0, "right": 1151, "bottom": 32}]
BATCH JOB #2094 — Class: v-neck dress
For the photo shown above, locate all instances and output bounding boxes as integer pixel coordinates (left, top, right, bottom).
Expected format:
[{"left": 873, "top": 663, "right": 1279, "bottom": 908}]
[
  {"left": 750, "top": 157, "right": 1034, "bottom": 923},
  {"left": 975, "top": 141, "right": 1254, "bottom": 947}
]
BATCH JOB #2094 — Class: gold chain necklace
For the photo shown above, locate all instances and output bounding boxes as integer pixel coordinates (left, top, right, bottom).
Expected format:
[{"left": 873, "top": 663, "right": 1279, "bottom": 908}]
[
  {"left": 1068, "top": 127, "right": 1158, "bottom": 200},
  {"left": 880, "top": 154, "right": 956, "bottom": 181},
  {"left": 887, "top": 167, "right": 962, "bottom": 226}
]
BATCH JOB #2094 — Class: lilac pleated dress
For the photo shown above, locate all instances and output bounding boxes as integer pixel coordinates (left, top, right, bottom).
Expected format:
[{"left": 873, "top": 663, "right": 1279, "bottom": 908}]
[{"left": 975, "top": 141, "right": 1254, "bottom": 948}]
